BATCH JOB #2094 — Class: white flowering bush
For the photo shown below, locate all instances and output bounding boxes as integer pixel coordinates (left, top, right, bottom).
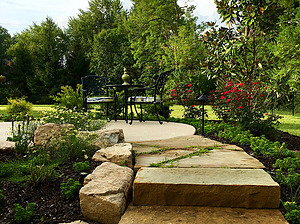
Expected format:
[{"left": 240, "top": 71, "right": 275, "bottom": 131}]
[{"left": 38, "top": 106, "right": 107, "bottom": 131}]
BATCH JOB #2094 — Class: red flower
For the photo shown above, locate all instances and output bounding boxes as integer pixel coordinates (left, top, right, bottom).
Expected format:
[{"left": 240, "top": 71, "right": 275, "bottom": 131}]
[
  {"left": 224, "top": 91, "right": 228, "bottom": 95},
  {"left": 191, "top": 105, "right": 194, "bottom": 108},
  {"left": 171, "top": 89, "right": 175, "bottom": 92},
  {"left": 188, "top": 84, "right": 192, "bottom": 87},
  {"left": 261, "top": 94, "right": 264, "bottom": 97},
  {"left": 239, "top": 83, "right": 244, "bottom": 87},
  {"left": 238, "top": 106, "right": 242, "bottom": 109},
  {"left": 238, "top": 89, "right": 241, "bottom": 92},
  {"left": 253, "top": 82, "right": 258, "bottom": 85},
  {"left": 183, "top": 99, "right": 186, "bottom": 101},
  {"left": 187, "top": 90, "right": 191, "bottom": 93},
  {"left": 248, "top": 96, "right": 253, "bottom": 99},
  {"left": 234, "top": 98, "right": 239, "bottom": 101},
  {"left": 233, "top": 87, "right": 237, "bottom": 91},
  {"left": 220, "top": 96, "right": 225, "bottom": 100},
  {"left": 265, "top": 87, "right": 268, "bottom": 90},
  {"left": 172, "top": 93, "right": 175, "bottom": 97},
  {"left": 265, "top": 113, "right": 269, "bottom": 115},
  {"left": 226, "top": 99, "right": 231, "bottom": 103}
]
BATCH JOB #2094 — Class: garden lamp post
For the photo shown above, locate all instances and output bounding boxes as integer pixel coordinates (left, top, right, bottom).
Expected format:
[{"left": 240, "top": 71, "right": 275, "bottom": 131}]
[{"left": 197, "top": 93, "right": 208, "bottom": 135}]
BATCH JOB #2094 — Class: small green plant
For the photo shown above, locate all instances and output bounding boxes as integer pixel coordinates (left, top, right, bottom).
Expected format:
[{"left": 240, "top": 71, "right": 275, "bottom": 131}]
[
  {"left": 0, "top": 190, "right": 4, "bottom": 202},
  {"left": 51, "top": 84, "right": 83, "bottom": 111},
  {"left": 14, "top": 203, "right": 36, "bottom": 223},
  {"left": 60, "top": 178, "right": 81, "bottom": 199},
  {"left": 73, "top": 161, "right": 90, "bottom": 172},
  {"left": 29, "top": 164, "right": 57, "bottom": 186},
  {"left": 283, "top": 201, "right": 300, "bottom": 224},
  {"left": 274, "top": 157, "right": 300, "bottom": 171},
  {"left": 9, "top": 120, "right": 39, "bottom": 155},
  {"left": 0, "top": 163, "right": 14, "bottom": 178},
  {"left": 149, "top": 148, "right": 210, "bottom": 167}
]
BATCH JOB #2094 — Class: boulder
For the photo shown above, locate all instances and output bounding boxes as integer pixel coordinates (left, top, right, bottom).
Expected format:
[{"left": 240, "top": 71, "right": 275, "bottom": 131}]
[
  {"left": 34, "top": 123, "right": 75, "bottom": 148},
  {"left": 78, "top": 129, "right": 125, "bottom": 149},
  {"left": 0, "top": 141, "right": 15, "bottom": 153},
  {"left": 80, "top": 162, "right": 134, "bottom": 224},
  {"left": 92, "top": 143, "right": 133, "bottom": 168}
]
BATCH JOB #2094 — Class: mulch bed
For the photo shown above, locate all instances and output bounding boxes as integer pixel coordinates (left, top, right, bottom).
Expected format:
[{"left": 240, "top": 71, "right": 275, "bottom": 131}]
[{"left": 0, "top": 128, "right": 299, "bottom": 223}]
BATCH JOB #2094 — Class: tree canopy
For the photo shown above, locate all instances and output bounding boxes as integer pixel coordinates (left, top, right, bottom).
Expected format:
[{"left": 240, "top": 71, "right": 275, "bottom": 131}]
[{"left": 0, "top": 0, "right": 298, "bottom": 107}]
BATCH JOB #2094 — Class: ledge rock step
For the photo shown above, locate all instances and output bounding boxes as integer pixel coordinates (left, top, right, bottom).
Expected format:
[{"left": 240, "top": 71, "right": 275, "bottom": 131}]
[{"left": 133, "top": 167, "right": 280, "bottom": 209}]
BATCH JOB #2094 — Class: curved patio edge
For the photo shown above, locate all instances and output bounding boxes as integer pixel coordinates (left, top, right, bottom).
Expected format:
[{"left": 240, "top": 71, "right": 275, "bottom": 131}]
[{"left": 105, "top": 120, "right": 196, "bottom": 142}]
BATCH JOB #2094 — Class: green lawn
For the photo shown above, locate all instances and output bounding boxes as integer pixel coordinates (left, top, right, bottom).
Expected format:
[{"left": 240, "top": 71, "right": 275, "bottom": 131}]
[
  {"left": 0, "top": 104, "right": 299, "bottom": 136},
  {"left": 0, "top": 105, "right": 55, "bottom": 118},
  {"left": 272, "top": 110, "right": 300, "bottom": 137}
]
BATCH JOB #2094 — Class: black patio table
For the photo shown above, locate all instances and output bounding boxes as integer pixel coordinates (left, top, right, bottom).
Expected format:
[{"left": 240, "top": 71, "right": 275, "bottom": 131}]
[{"left": 107, "top": 84, "right": 144, "bottom": 124}]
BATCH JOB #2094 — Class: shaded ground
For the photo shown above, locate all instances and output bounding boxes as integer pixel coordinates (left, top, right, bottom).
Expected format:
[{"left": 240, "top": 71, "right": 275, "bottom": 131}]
[{"left": 0, "top": 128, "right": 299, "bottom": 223}]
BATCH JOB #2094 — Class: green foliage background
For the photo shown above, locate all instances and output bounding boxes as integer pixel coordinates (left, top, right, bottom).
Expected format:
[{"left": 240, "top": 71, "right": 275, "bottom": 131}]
[{"left": 0, "top": 0, "right": 298, "bottom": 114}]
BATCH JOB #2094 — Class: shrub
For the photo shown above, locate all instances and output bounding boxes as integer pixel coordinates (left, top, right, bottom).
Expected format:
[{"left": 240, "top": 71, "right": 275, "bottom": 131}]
[
  {"left": 210, "top": 80, "right": 281, "bottom": 134},
  {"left": 60, "top": 178, "right": 81, "bottom": 199},
  {"left": 51, "top": 131, "right": 97, "bottom": 162},
  {"left": 6, "top": 97, "right": 33, "bottom": 120},
  {"left": 39, "top": 106, "right": 107, "bottom": 131},
  {"left": 73, "top": 161, "right": 90, "bottom": 172},
  {"left": 170, "top": 83, "right": 204, "bottom": 119},
  {"left": 51, "top": 85, "right": 83, "bottom": 111},
  {"left": 14, "top": 203, "right": 36, "bottom": 223}
]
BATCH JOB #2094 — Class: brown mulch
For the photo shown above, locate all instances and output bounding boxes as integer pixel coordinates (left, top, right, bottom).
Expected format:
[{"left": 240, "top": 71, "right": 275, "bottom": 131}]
[
  {"left": 0, "top": 128, "right": 299, "bottom": 223},
  {"left": 0, "top": 160, "right": 101, "bottom": 224}
]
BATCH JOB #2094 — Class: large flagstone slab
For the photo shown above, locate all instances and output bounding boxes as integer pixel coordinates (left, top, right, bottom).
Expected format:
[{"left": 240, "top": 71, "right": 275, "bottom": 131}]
[
  {"left": 120, "top": 205, "right": 288, "bottom": 224},
  {"left": 134, "top": 147, "right": 264, "bottom": 169},
  {"left": 133, "top": 167, "right": 280, "bottom": 209},
  {"left": 134, "top": 135, "right": 222, "bottom": 148}
]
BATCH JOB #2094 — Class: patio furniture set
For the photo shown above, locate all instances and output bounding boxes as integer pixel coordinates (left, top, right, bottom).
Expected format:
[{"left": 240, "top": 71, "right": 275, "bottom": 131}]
[{"left": 81, "top": 70, "right": 172, "bottom": 124}]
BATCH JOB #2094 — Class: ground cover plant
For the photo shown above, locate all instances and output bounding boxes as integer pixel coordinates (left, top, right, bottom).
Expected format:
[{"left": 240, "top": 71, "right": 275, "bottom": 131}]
[{"left": 170, "top": 118, "right": 300, "bottom": 223}]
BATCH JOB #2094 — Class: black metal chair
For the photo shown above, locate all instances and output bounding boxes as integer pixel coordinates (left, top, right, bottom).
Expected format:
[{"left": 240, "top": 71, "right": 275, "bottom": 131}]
[
  {"left": 81, "top": 75, "right": 117, "bottom": 120},
  {"left": 129, "top": 70, "right": 172, "bottom": 124}
]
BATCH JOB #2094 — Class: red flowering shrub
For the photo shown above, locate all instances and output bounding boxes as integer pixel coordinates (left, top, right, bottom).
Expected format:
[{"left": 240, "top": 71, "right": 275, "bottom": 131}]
[
  {"left": 210, "top": 80, "right": 281, "bottom": 134},
  {"left": 170, "top": 83, "right": 203, "bottom": 119}
]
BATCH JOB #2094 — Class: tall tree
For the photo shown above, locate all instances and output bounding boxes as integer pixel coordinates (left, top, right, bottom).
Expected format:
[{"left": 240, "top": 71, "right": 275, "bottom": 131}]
[
  {"left": 66, "top": 0, "right": 124, "bottom": 84},
  {"left": 89, "top": 23, "right": 135, "bottom": 83},
  {"left": 8, "top": 17, "right": 67, "bottom": 102},
  {"left": 0, "top": 26, "right": 12, "bottom": 75},
  {"left": 203, "top": 0, "right": 284, "bottom": 84},
  {"left": 274, "top": 0, "right": 300, "bottom": 93},
  {"left": 0, "top": 26, "right": 13, "bottom": 104},
  {"left": 128, "top": 0, "right": 186, "bottom": 82}
]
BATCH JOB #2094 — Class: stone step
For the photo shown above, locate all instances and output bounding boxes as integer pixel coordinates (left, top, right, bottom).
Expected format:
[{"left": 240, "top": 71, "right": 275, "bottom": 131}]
[
  {"left": 134, "top": 146, "right": 265, "bottom": 171},
  {"left": 133, "top": 168, "right": 280, "bottom": 209},
  {"left": 120, "top": 205, "right": 288, "bottom": 224}
]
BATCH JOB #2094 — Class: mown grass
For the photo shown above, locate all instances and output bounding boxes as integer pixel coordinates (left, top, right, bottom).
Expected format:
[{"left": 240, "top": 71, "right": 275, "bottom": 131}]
[
  {"left": 0, "top": 105, "right": 55, "bottom": 118},
  {"left": 273, "top": 110, "right": 300, "bottom": 137},
  {"left": 0, "top": 104, "right": 299, "bottom": 136}
]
